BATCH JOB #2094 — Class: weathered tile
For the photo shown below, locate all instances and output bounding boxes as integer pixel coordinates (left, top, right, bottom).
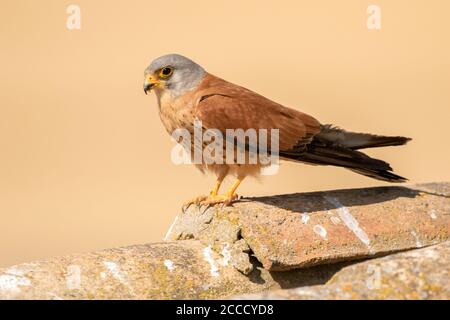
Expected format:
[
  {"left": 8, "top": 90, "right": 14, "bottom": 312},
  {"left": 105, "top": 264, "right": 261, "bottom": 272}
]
[
  {"left": 0, "top": 240, "right": 342, "bottom": 299},
  {"left": 235, "top": 241, "right": 450, "bottom": 300},
  {"left": 237, "top": 184, "right": 449, "bottom": 270},
  {"left": 168, "top": 183, "right": 450, "bottom": 271}
]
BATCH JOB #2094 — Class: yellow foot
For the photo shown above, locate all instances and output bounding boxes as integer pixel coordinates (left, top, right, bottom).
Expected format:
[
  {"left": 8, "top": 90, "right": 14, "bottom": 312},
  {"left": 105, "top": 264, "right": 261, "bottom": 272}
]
[
  {"left": 182, "top": 195, "right": 208, "bottom": 209},
  {"left": 200, "top": 194, "right": 239, "bottom": 206}
]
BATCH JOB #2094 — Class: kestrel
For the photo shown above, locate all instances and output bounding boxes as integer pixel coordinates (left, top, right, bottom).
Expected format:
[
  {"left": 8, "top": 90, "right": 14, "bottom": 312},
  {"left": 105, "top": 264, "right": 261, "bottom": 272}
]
[{"left": 143, "top": 54, "right": 411, "bottom": 206}]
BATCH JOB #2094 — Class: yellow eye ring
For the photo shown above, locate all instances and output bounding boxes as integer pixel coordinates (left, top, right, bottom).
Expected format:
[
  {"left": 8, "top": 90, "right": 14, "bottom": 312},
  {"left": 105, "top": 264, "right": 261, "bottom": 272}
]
[{"left": 159, "top": 67, "right": 173, "bottom": 79}]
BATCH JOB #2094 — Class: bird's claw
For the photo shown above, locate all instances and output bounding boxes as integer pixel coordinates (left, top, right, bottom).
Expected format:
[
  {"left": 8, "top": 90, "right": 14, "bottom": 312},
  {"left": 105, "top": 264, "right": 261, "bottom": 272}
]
[
  {"left": 182, "top": 195, "right": 208, "bottom": 213},
  {"left": 182, "top": 194, "right": 238, "bottom": 213},
  {"left": 199, "top": 194, "right": 239, "bottom": 206}
]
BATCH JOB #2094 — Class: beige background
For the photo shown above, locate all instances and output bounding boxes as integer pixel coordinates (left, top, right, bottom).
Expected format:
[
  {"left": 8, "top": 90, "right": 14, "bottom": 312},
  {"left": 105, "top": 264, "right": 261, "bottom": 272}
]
[{"left": 1, "top": 0, "right": 449, "bottom": 267}]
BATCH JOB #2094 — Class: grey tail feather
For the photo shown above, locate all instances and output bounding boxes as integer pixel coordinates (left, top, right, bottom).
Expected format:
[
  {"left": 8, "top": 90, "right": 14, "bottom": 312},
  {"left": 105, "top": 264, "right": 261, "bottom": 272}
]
[
  {"left": 314, "top": 124, "right": 412, "bottom": 150},
  {"left": 348, "top": 168, "right": 407, "bottom": 183},
  {"left": 280, "top": 125, "right": 411, "bottom": 183}
]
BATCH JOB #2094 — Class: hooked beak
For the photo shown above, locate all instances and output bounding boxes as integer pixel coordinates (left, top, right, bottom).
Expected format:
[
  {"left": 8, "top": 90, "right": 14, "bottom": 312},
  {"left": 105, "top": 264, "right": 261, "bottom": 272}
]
[{"left": 143, "top": 75, "right": 159, "bottom": 95}]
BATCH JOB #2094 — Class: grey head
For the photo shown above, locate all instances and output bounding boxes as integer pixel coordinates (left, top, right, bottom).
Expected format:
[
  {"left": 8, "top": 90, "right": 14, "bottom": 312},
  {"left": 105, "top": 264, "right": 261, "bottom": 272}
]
[{"left": 143, "top": 54, "right": 206, "bottom": 98}]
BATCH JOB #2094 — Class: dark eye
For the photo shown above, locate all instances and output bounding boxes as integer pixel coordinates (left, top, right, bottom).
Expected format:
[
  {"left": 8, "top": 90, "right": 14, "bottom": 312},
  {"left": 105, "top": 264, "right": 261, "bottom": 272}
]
[{"left": 159, "top": 67, "right": 173, "bottom": 78}]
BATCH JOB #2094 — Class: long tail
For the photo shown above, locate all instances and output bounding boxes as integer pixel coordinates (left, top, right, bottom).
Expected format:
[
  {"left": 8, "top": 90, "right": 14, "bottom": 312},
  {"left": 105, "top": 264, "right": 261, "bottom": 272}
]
[{"left": 281, "top": 125, "right": 411, "bottom": 182}]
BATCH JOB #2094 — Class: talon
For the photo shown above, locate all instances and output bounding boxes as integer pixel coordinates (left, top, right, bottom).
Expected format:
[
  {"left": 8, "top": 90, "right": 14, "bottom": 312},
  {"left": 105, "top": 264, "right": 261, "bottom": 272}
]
[
  {"left": 182, "top": 175, "right": 244, "bottom": 208},
  {"left": 200, "top": 193, "right": 239, "bottom": 206},
  {"left": 182, "top": 195, "right": 208, "bottom": 210},
  {"left": 200, "top": 203, "right": 212, "bottom": 214}
]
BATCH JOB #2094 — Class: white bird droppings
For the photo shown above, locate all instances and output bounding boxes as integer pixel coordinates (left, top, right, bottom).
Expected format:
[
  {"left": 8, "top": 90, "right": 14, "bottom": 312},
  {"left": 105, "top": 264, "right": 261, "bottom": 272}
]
[
  {"left": 429, "top": 210, "right": 437, "bottom": 220},
  {"left": 164, "top": 259, "right": 175, "bottom": 272},
  {"left": 219, "top": 243, "right": 231, "bottom": 267},
  {"left": 203, "top": 246, "right": 219, "bottom": 277},
  {"left": 66, "top": 265, "right": 81, "bottom": 290},
  {"left": 102, "top": 261, "right": 135, "bottom": 295},
  {"left": 313, "top": 225, "right": 328, "bottom": 240},
  {"left": 103, "top": 261, "right": 128, "bottom": 284},
  {"left": 410, "top": 230, "right": 423, "bottom": 247},
  {"left": 0, "top": 274, "right": 31, "bottom": 295},
  {"left": 301, "top": 213, "right": 310, "bottom": 224},
  {"left": 325, "top": 196, "right": 371, "bottom": 247},
  {"left": 5, "top": 267, "right": 25, "bottom": 276}
]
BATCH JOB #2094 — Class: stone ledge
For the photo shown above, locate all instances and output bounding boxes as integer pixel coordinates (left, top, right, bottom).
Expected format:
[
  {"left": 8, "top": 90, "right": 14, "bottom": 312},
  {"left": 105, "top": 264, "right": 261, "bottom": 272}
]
[
  {"left": 0, "top": 240, "right": 347, "bottom": 300},
  {"left": 166, "top": 183, "right": 450, "bottom": 272}
]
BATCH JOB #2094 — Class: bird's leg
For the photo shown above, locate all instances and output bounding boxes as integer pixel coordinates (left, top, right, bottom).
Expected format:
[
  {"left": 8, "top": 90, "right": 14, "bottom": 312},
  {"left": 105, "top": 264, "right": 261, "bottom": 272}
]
[
  {"left": 182, "top": 168, "right": 228, "bottom": 209},
  {"left": 209, "top": 177, "right": 223, "bottom": 197},
  {"left": 201, "top": 175, "right": 245, "bottom": 206}
]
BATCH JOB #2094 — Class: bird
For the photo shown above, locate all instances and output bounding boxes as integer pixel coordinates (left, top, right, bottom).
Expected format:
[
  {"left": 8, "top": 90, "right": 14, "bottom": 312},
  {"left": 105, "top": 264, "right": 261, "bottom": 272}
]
[{"left": 143, "top": 54, "right": 411, "bottom": 206}]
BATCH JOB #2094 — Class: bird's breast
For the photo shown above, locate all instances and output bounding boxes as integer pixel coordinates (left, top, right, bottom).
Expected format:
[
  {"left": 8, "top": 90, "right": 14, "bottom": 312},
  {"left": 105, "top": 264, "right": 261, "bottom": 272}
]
[{"left": 158, "top": 93, "right": 195, "bottom": 136}]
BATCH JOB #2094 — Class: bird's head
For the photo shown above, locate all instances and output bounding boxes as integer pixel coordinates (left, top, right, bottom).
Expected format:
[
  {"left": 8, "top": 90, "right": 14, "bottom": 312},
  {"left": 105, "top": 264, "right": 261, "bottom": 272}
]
[{"left": 143, "top": 54, "right": 206, "bottom": 98}]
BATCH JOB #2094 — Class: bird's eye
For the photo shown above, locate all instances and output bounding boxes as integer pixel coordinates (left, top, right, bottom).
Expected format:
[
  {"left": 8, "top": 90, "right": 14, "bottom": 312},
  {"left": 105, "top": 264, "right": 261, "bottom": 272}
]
[{"left": 159, "top": 67, "right": 173, "bottom": 78}]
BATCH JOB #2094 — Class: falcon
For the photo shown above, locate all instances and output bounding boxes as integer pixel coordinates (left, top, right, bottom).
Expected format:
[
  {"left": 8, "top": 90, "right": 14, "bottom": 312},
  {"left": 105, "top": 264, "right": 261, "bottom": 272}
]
[{"left": 143, "top": 54, "right": 411, "bottom": 206}]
